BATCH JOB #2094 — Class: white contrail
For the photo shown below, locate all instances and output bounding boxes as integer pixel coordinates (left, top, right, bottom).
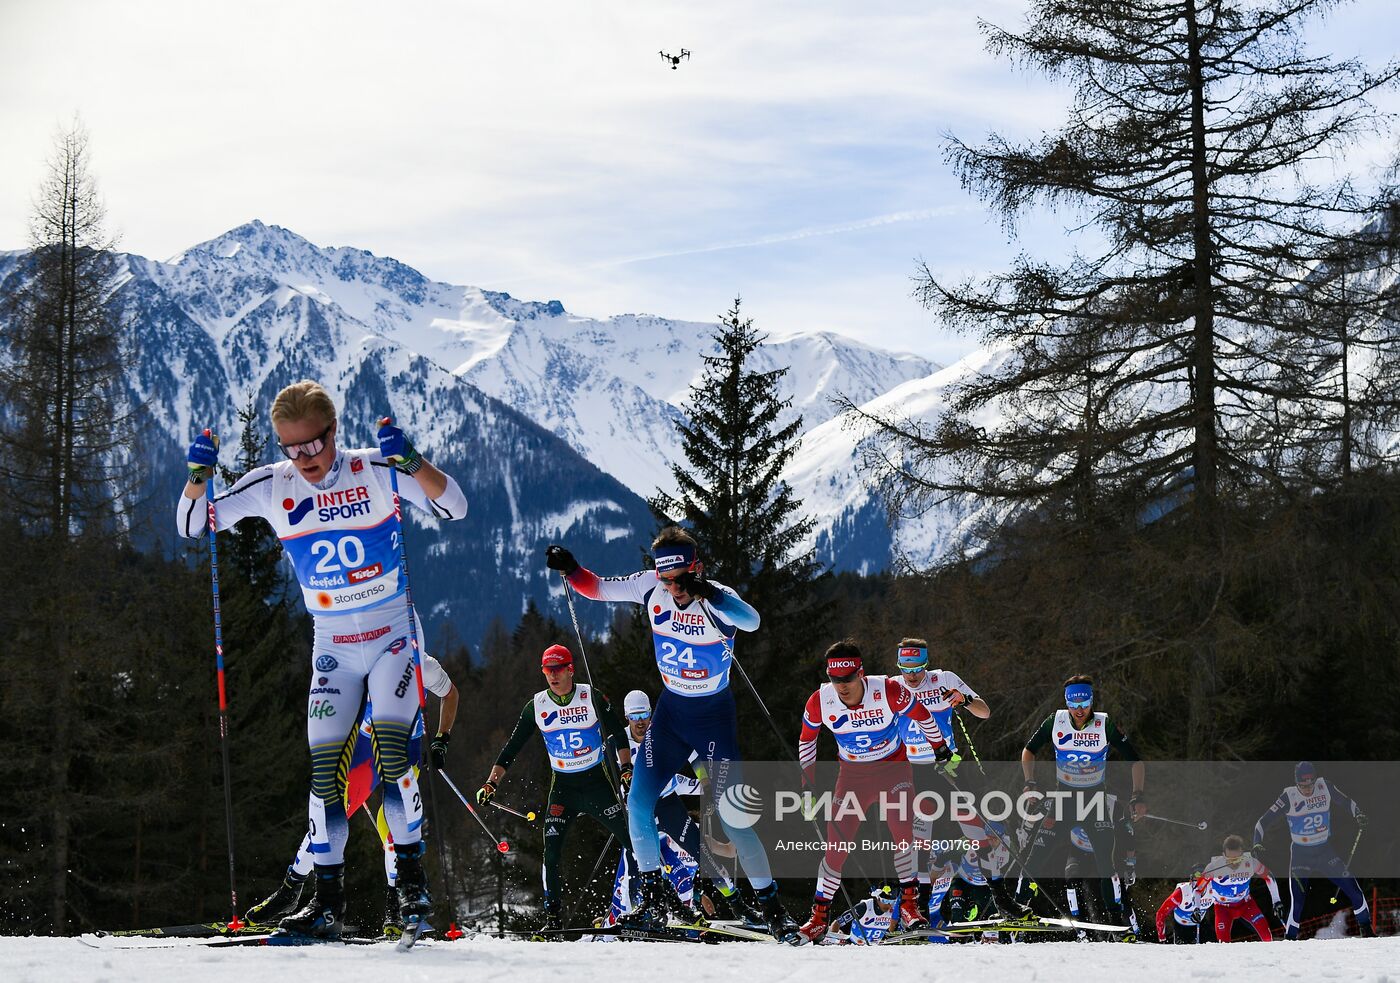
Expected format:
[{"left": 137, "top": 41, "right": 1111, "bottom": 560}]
[
  {"left": 475, "top": 205, "right": 968, "bottom": 292},
  {"left": 601, "top": 206, "right": 968, "bottom": 268}
]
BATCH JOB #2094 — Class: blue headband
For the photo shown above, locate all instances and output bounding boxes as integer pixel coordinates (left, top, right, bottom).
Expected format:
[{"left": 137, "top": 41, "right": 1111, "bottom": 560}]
[
  {"left": 1065, "top": 684, "right": 1093, "bottom": 707},
  {"left": 654, "top": 543, "right": 696, "bottom": 574},
  {"left": 897, "top": 645, "right": 929, "bottom": 669}
]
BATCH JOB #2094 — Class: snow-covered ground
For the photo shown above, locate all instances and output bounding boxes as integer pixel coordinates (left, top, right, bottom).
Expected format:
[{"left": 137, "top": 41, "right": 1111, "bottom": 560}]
[{"left": 4, "top": 934, "right": 1397, "bottom": 983}]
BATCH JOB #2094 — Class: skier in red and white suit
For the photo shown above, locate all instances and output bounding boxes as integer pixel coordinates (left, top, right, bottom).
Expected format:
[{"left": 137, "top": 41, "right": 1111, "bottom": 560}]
[
  {"left": 794, "top": 639, "right": 950, "bottom": 942},
  {"left": 1192, "top": 834, "right": 1282, "bottom": 942}
]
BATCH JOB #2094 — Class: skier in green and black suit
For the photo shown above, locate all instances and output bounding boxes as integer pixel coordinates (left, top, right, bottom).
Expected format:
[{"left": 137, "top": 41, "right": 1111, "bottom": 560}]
[{"left": 477, "top": 643, "right": 634, "bottom": 935}]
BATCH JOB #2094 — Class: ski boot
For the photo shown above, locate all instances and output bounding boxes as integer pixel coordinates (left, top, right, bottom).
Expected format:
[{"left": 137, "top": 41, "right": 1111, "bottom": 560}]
[
  {"left": 988, "top": 877, "right": 1033, "bottom": 920},
  {"left": 381, "top": 884, "right": 405, "bottom": 940},
  {"left": 1360, "top": 921, "right": 1377, "bottom": 939},
  {"left": 796, "top": 896, "right": 829, "bottom": 943},
  {"left": 917, "top": 880, "right": 933, "bottom": 919},
  {"left": 731, "top": 887, "right": 770, "bottom": 933},
  {"left": 395, "top": 842, "right": 433, "bottom": 929},
  {"left": 899, "top": 882, "right": 929, "bottom": 929},
  {"left": 532, "top": 904, "right": 564, "bottom": 942},
  {"left": 694, "top": 878, "right": 727, "bottom": 919},
  {"left": 697, "top": 881, "right": 766, "bottom": 930},
  {"left": 278, "top": 864, "right": 345, "bottom": 938},
  {"left": 245, "top": 871, "right": 305, "bottom": 925},
  {"left": 621, "top": 870, "right": 699, "bottom": 932},
  {"left": 756, "top": 882, "right": 801, "bottom": 944}
]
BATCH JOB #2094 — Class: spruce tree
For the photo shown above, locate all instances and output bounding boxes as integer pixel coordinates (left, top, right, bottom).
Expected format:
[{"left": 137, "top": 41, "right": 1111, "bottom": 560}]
[{"left": 651, "top": 298, "right": 825, "bottom": 752}]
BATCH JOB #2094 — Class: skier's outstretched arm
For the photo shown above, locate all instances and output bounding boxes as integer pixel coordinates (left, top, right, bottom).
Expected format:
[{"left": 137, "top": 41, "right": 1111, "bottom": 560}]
[
  {"left": 1256, "top": 861, "right": 1281, "bottom": 904},
  {"left": 798, "top": 691, "right": 822, "bottom": 785},
  {"left": 703, "top": 585, "right": 759, "bottom": 632},
  {"left": 493, "top": 701, "right": 538, "bottom": 774},
  {"left": 891, "top": 679, "right": 948, "bottom": 748},
  {"left": 176, "top": 441, "right": 274, "bottom": 539},
  {"left": 375, "top": 419, "right": 466, "bottom": 512},
  {"left": 546, "top": 545, "right": 649, "bottom": 603},
  {"left": 1252, "top": 792, "right": 1287, "bottom": 845},
  {"left": 1330, "top": 783, "right": 1366, "bottom": 822}
]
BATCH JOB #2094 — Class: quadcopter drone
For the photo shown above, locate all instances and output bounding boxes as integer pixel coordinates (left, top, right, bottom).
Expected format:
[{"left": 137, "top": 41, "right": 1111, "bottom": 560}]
[{"left": 660, "top": 49, "right": 690, "bottom": 70}]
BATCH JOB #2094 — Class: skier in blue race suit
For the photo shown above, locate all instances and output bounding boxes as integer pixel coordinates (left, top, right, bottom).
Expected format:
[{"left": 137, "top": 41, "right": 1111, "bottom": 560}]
[{"left": 545, "top": 526, "right": 799, "bottom": 940}]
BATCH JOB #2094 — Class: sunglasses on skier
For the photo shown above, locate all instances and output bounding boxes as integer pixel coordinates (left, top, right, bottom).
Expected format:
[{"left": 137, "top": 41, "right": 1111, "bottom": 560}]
[
  {"left": 626, "top": 711, "right": 652, "bottom": 721},
  {"left": 277, "top": 423, "right": 333, "bottom": 460}
]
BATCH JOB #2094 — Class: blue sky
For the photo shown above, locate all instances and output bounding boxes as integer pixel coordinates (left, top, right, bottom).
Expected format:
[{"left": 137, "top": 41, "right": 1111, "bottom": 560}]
[{"left": 1, "top": 0, "right": 1396, "bottom": 365}]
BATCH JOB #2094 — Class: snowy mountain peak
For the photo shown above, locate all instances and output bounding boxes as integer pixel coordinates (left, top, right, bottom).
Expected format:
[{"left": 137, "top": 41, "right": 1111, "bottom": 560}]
[{"left": 2, "top": 221, "right": 956, "bottom": 639}]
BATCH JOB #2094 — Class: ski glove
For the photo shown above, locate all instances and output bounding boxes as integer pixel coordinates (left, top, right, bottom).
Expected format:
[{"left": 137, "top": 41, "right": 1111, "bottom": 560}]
[
  {"left": 430, "top": 732, "right": 450, "bottom": 770},
  {"left": 545, "top": 544, "right": 579, "bottom": 575},
  {"left": 1120, "top": 855, "right": 1137, "bottom": 888},
  {"left": 619, "top": 764, "right": 633, "bottom": 798},
  {"left": 1273, "top": 901, "right": 1286, "bottom": 923},
  {"left": 476, "top": 780, "right": 497, "bottom": 806},
  {"left": 675, "top": 571, "right": 718, "bottom": 601},
  {"left": 377, "top": 418, "right": 423, "bottom": 475},
  {"left": 1250, "top": 843, "right": 1265, "bottom": 862},
  {"left": 187, "top": 430, "right": 219, "bottom": 484},
  {"left": 934, "top": 745, "right": 960, "bottom": 777},
  {"left": 1355, "top": 811, "right": 1369, "bottom": 828}
]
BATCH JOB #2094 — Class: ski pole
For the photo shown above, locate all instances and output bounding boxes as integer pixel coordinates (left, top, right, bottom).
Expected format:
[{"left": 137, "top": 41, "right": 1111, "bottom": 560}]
[
  {"left": 489, "top": 800, "right": 538, "bottom": 823},
  {"left": 582, "top": 834, "right": 617, "bottom": 910},
  {"left": 381, "top": 418, "right": 428, "bottom": 711},
  {"left": 202, "top": 430, "right": 243, "bottom": 930},
  {"left": 1330, "top": 829, "right": 1365, "bottom": 903},
  {"left": 961, "top": 779, "right": 1074, "bottom": 924},
  {"left": 382, "top": 417, "right": 460, "bottom": 934},
  {"left": 558, "top": 574, "right": 596, "bottom": 685},
  {"left": 1141, "top": 813, "right": 1208, "bottom": 830},
  {"left": 435, "top": 768, "right": 511, "bottom": 854},
  {"left": 1344, "top": 827, "right": 1364, "bottom": 868},
  {"left": 424, "top": 733, "right": 454, "bottom": 931},
  {"left": 954, "top": 713, "right": 985, "bottom": 776}
]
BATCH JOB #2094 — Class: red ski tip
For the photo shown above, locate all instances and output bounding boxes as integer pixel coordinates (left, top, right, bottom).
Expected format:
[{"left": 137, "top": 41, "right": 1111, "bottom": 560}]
[
  {"left": 497, "top": 840, "right": 510, "bottom": 854},
  {"left": 445, "top": 923, "right": 465, "bottom": 940}
]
